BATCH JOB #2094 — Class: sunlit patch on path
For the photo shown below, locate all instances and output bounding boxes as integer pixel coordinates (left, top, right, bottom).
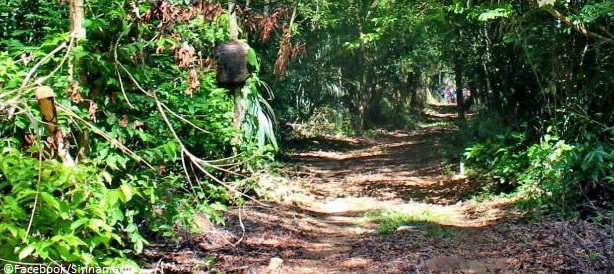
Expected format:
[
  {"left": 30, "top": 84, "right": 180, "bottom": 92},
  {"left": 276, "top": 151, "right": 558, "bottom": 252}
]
[{"left": 144, "top": 107, "right": 576, "bottom": 273}]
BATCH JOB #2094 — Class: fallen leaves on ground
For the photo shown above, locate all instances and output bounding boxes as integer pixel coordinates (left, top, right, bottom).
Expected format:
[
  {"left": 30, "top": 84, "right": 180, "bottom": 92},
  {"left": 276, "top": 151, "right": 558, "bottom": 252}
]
[{"left": 140, "top": 109, "right": 613, "bottom": 273}]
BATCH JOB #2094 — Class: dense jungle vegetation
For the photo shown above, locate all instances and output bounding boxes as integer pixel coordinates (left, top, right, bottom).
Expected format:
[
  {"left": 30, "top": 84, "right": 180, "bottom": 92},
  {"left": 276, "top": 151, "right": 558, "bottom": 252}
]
[{"left": 0, "top": 0, "right": 612, "bottom": 270}]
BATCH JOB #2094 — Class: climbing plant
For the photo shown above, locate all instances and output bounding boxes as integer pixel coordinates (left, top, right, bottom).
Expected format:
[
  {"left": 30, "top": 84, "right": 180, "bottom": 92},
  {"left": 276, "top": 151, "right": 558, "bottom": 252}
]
[{"left": 0, "top": 0, "right": 278, "bottom": 267}]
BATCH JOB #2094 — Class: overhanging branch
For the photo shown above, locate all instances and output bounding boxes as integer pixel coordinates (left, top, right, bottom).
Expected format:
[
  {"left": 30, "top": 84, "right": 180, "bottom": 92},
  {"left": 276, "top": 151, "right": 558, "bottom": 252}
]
[{"left": 544, "top": 7, "right": 614, "bottom": 45}]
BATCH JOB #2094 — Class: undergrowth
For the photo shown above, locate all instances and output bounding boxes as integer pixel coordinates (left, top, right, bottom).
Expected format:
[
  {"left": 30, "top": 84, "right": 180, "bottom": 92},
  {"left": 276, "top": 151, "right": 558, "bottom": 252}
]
[
  {"left": 458, "top": 111, "right": 614, "bottom": 217},
  {"left": 0, "top": 0, "right": 276, "bottom": 269}
]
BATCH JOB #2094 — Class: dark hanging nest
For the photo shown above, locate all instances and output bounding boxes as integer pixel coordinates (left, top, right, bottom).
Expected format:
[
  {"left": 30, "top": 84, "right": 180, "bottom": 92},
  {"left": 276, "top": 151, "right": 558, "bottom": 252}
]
[{"left": 215, "top": 40, "right": 250, "bottom": 90}]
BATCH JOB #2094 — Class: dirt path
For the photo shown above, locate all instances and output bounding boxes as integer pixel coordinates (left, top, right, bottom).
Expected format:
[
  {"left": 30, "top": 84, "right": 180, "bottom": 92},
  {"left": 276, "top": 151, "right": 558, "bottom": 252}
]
[{"left": 144, "top": 107, "right": 605, "bottom": 273}]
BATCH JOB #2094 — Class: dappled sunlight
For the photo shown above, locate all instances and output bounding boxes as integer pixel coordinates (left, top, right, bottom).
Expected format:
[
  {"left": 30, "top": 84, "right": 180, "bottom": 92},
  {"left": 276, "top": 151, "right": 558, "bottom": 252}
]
[
  {"left": 338, "top": 257, "right": 371, "bottom": 269},
  {"left": 294, "top": 147, "right": 388, "bottom": 160},
  {"left": 276, "top": 115, "right": 520, "bottom": 229},
  {"left": 304, "top": 197, "right": 393, "bottom": 214},
  {"left": 145, "top": 105, "right": 601, "bottom": 273},
  {"left": 181, "top": 113, "right": 531, "bottom": 272}
]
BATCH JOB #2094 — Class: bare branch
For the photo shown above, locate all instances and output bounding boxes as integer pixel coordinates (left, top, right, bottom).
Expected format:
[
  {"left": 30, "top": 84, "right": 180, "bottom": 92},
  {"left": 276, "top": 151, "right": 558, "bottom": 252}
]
[
  {"left": 21, "top": 42, "right": 68, "bottom": 88},
  {"left": 55, "top": 103, "right": 157, "bottom": 170}
]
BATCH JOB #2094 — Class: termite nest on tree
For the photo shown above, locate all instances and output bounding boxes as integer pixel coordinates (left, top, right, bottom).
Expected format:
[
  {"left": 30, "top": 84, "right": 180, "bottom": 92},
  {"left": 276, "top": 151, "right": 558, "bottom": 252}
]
[{"left": 215, "top": 39, "right": 250, "bottom": 90}]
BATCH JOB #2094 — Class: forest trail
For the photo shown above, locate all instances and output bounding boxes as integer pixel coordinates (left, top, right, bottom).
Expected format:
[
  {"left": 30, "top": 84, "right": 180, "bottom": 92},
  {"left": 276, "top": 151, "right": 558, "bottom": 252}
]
[{"left": 147, "top": 105, "right": 577, "bottom": 273}]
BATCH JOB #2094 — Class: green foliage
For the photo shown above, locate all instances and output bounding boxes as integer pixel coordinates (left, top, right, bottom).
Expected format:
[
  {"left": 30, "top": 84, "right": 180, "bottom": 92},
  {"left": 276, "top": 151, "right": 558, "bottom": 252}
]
[
  {"left": 462, "top": 115, "right": 614, "bottom": 214},
  {"left": 243, "top": 77, "right": 278, "bottom": 151},
  {"left": 463, "top": 130, "right": 529, "bottom": 192},
  {"left": 575, "top": 1, "right": 614, "bottom": 23},
  {"left": 264, "top": 0, "right": 438, "bottom": 131},
  {"left": 0, "top": 0, "right": 278, "bottom": 267},
  {"left": 0, "top": 142, "right": 143, "bottom": 266},
  {"left": 470, "top": 4, "right": 513, "bottom": 21},
  {"left": 263, "top": 0, "right": 614, "bottom": 218},
  {"left": 517, "top": 134, "right": 578, "bottom": 208}
]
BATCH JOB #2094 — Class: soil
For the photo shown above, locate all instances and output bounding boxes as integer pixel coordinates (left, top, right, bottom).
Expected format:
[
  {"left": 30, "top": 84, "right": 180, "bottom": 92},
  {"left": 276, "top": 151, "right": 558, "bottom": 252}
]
[{"left": 141, "top": 105, "right": 613, "bottom": 273}]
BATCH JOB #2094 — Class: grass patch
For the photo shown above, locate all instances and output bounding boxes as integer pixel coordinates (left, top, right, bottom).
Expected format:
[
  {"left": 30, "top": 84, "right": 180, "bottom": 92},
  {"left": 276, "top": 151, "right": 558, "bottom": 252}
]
[
  {"left": 421, "top": 120, "right": 455, "bottom": 129},
  {"left": 364, "top": 207, "right": 453, "bottom": 235}
]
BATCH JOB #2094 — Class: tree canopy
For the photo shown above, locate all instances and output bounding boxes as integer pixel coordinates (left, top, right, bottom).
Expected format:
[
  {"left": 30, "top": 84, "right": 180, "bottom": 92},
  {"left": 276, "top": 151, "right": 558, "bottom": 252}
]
[{"left": 0, "top": 0, "right": 612, "bottom": 269}]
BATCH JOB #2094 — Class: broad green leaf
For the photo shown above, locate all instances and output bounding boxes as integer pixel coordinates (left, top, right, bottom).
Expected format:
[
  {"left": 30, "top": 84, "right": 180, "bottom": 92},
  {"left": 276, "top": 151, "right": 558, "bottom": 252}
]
[
  {"left": 246, "top": 48, "right": 259, "bottom": 72},
  {"left": 119, "top": 184, "right": 134, "bottom": 202},
  {"left": 80, "top": 253, "right": 94, "bottom": 266},
  {"left": 107, "top": 189, "right": 121, "bottom": 206},
  {"left": 36, "top": 240, "right": 53, "bottom": 259},
  {"left": 88, "top": 219, "right": 110, "bottom": 233},
  {"left": 101, "top": 171, "right": 113, "bottom": 183},
  {"left": 109, "top": 207, "right": 124, "bottom": 224},
  {"left": 0, "top": 223, "right": 25, "bottom": 238},
  {"left": 478, "top": 8, "right": 512, "bottom": 21},
  {"left": 56, "top": 245, "right": 80, "bottom": 261},
  {"left": 40, "top": 192, "right": 60, "bottom": 211},
  {"left": 70, "top": 218, "right": 90, "bottom": 231},
  {"left": 18, "top": 245, "right": 35, "bottom": 260},
  {"left": 63, "top": 235, "right": 87, "bottom": 247}
]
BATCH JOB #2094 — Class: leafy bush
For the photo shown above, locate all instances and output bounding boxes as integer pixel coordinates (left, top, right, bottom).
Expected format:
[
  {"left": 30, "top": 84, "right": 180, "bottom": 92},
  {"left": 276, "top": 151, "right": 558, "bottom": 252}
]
[
  {"left": 0, "top": 140, "right": 144, "bottom": 266},
  {"left": 462, "top": 124, "right": 529, "bottom": 194},
  {"left": 516, "top": 134, "right": 579, "bottom": 210},
  {"left": 462, "top": 116, "right": 614, "bottom": 215},
  {"left": 0, "top": 0, "right": 277, "bottom": 268}
]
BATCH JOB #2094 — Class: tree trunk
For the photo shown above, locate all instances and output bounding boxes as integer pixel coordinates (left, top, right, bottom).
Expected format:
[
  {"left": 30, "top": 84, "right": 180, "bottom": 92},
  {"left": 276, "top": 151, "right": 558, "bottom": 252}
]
[
  {"left": 228, "top": 1, "right": 243, "bottom": 146},
  {"left": 366, "top": 84, "right": 383, "bottom": 127},
  {"left": 453, "top": 23, "right": 465, "bottom": 120},
  {"left": 454, "top": 56, "right": 465, "bottom": 120},
  {"left": 69, "top": 0, "right": 86, "bottom": 40},
  {"left": 408, "top": 70, "right": 422, "bottom": 110},
  {"left": 228, "top": 1, "right": 238, "bottom": 41}
]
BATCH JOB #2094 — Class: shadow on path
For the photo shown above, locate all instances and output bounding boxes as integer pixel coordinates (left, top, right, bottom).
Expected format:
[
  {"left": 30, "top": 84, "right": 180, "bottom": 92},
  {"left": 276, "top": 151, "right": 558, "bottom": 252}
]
[
  {"left": 142, "top": 106, "right": 582, "bottom": 274},
  {"left": 283, "top": 125, "right": 475, "bottom": 205}
]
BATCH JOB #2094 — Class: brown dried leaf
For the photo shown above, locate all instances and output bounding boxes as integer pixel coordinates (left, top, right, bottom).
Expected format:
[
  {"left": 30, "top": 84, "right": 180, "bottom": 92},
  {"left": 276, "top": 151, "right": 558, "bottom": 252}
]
[
  {"left": 243, "top": 12, "right": 258, "bottom": 33},
  {"left": 143, "top": 9, "right": 152, "bottom": 22},
  {"left": 158, "top": 165, "right": 167, "bottom": 175},
  {"left": 198, "top": 51, "right": 203, "bottom": 70},
  {"left": 69, "top": 81, "right": 83, "bottom": 103},
  {"left": 24, "top": 135, "right": 34, "bottom": 146},
  {"left": 174, "top": 41, "right": 195, "bottom": 68},
  {"left": 132, "top": 120, "right": 144, "bottom": 130},
  {"left": 274, "top": 24, "right": 292, "bottom": 76},
  {"left": 20, "top": 52, "right": 34, "bottom": 66},
  {"left": 119, "top": 114, "right": 129, "bottom": 128},
  {"left": 145, "top": 1, "right": 223, "bottom": 28},
  {"left": 111, "top": 92, "right": 118, "bottom": 104},
  {"left": 156, "top": 45, "right": 165, "bottom": 54},
  {"left": 203, "top": 56, "right": 214, "bottom": 71},
  {"left": 202, "top": 3, "right": 223, "bottom": 23},
  {"left": 46, "top": 135, "right": 56, "bottom": 152},
  {"left": 291, "top": 42, "right": 306, "bottom": 60},
  {"left": 88, "top": 101, "right": 98, "bottom": 122},
  {"left": 185, "top": 68, "right": 200, "bottom": 96},
  {"left": 130, "top": 1, "right": 141, "bottom": 20},
  {"left": 259, "top": 17, "right": 278, "bottom": 42}
]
